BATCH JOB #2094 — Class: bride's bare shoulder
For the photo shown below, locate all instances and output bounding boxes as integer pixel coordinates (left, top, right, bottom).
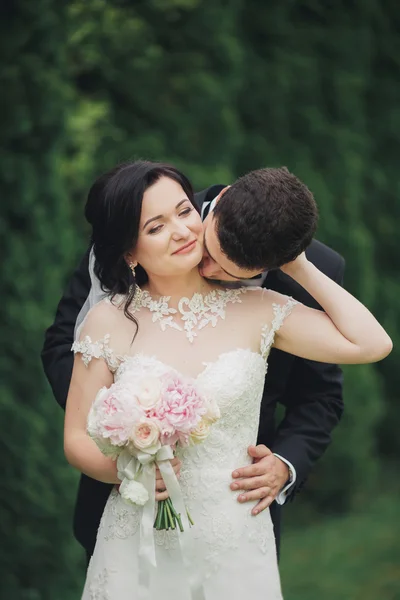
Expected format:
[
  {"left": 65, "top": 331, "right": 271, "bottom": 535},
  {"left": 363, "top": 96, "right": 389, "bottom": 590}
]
[
  {"left": 236, "top": 286, "right": 299, "bottom": 321},
  {"left": 78, "top": 295, "right": 127, "bottom": 338},
  {"left": 237, "top": 286, "right": 286, "bottom": 305}
]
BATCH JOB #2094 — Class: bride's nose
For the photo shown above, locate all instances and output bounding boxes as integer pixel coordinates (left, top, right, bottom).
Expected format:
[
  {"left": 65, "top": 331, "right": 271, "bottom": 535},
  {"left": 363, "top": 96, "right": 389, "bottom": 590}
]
[{"left": 171, "top": 221, "right": 191, "bottom": 240}]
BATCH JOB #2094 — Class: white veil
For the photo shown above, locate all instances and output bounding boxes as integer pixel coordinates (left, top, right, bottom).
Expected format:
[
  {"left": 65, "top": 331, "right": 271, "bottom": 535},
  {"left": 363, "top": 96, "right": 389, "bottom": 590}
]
[{"left": 74, "top": 246, "right": 108, "bottom": 342}]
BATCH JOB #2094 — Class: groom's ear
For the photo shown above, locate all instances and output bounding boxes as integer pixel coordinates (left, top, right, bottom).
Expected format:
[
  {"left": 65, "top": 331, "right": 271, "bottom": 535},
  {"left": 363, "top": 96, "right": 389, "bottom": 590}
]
[{"left": 214, "top": 185, "right": 230, "bottom": 205}]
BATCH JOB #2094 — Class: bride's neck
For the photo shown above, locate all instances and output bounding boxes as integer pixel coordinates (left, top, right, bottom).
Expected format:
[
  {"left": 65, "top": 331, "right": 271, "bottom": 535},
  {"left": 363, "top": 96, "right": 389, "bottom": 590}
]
[{"left": 144, "top": 268, "right": 213, "bottom": 303}]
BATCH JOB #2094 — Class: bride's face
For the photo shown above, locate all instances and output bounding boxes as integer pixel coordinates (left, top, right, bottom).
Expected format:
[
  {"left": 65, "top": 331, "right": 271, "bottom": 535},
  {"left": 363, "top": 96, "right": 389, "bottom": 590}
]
[{"left": 129, "top": 176, "right": 204, "bottom": 277}]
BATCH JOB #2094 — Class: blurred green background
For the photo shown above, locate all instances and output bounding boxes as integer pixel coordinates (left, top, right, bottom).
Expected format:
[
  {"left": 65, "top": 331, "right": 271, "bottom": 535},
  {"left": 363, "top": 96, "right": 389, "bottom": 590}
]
[{"left": 1, "top": 1, "right": 399, "bottom": 598}]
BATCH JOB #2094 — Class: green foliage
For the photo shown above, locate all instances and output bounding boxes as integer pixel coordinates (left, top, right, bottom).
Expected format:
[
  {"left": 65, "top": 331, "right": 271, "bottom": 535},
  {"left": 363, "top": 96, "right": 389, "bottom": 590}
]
[
  {"left": 0, "top": 1, "right": 84, "bottom": 597},
  {"left": 1, "top": 0, "right": 399, "bottom": 597}
]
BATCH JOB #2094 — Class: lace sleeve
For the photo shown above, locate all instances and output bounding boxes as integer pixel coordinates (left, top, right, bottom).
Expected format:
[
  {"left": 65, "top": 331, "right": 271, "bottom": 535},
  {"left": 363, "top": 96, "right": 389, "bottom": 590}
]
[
  {"left": 72, "top": 334, "right": 123, "bottom": 373},
  {"left": 71, "top": 299, "right": 126, "bottom": 373},
  {"left": 260, "top": 296, "right": 298, "bottom": 360}
]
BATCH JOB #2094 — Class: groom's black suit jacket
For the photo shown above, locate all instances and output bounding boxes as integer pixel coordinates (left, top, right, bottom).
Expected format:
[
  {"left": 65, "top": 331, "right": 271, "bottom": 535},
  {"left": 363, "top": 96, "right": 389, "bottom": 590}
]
[{"left": 41, "top": 184, "right": 344, "bottom": 558}]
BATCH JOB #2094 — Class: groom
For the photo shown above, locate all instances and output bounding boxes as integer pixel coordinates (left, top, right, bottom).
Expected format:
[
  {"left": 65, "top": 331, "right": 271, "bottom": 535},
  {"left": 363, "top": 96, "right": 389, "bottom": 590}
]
[{"left": 41, "top": 166, "right": 344, "bottom": 559}]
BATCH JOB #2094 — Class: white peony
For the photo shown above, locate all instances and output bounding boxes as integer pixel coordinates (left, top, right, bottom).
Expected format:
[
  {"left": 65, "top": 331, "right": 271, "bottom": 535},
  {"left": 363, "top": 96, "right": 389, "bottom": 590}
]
[
  {"left": 119, "top": 478, "right": 149, "bottom": 506},
  {"left": 136, "top": 377, "right": 162, "bottom": 410}
]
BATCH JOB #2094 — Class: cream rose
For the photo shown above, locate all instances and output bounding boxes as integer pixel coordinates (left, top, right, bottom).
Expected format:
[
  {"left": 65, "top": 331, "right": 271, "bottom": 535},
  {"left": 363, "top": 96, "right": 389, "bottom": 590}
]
[
  {"left": 190, "top": 419, "right": 211, "bottom": 444},
  {"left": 136, "top": 377, "right": 162, "bottom": 410},
  {"left": 130, "top": 418, "right": 161, "bottom": 454}
]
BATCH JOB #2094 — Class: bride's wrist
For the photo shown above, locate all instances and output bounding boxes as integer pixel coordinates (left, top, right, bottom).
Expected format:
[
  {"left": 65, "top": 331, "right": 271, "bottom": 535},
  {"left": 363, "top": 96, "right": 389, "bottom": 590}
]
[{"left": 280, "top": 252, "right": 312, "bottom": 281}]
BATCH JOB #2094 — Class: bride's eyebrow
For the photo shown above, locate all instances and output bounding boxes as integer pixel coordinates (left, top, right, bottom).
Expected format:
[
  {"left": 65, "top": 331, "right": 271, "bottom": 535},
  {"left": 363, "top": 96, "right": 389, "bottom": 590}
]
[{"left": 142, "top": 199, "right": 189, "bottom": 229}]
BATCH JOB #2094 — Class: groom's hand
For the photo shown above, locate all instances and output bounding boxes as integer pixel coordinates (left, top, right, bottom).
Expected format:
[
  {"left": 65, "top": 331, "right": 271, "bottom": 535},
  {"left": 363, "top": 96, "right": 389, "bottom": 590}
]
[
  {"left": 230, "top": 445, "right": 289, "bottom": 515},
  {"left": 155, "top": 457, "right": 182, "bottom": 501}
]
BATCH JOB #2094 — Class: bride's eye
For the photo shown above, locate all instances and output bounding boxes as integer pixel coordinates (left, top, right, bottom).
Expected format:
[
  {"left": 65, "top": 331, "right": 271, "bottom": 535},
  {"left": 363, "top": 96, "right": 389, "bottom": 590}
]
[
  {"left": 148, "top": 224, "right": 163, "bottom": 235},
  {"left": 179, "top": 207, "right": 193, "bottom": 217}
]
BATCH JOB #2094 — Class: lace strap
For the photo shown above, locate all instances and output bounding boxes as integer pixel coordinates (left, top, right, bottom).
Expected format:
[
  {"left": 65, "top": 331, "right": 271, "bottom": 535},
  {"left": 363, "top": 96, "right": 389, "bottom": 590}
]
[
  {"left": 72, "top": 334, "right": 122, "bottom": 373},
  {"left": 260, "top": 297, "right": 298, "bottom": 360}
]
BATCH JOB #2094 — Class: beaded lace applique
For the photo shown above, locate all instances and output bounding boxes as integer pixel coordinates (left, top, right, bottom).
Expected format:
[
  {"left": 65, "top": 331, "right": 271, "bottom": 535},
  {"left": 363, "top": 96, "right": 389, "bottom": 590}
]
[
  {"left": 260, "top": 297, "right": 298, "bottom": 359},
  {"left": 130, "top": 287, "right": 246, "bottom": 343},
  {"left": 72, "top": 334, "right": 123, "bottom": 373}
]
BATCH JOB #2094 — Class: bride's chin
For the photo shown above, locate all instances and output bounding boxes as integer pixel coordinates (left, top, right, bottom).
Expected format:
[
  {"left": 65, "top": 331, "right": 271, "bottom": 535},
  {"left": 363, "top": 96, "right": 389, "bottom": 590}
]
[
  {"left": 179, "top": 250, "right": 204, "bottom": 270},
  {"left": 179, "top": 257, "right": 205, "bottom": 276}
]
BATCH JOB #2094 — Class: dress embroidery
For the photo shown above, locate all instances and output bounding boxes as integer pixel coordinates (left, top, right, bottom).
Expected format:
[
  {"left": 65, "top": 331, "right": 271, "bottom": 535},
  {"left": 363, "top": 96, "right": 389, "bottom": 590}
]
[
  {"left": 260, "top": 297, "right": 298, "bottom": 360},
  {"left": 100, "top": 488, "right": 141, "bottom": 541},
  {"left": 131, "top": 287, "right": 246, "bottom": 342},
  {"left": 72, "top": 334, "right": 123, "bottom": 373},
  {"left": 88, "top": 568, "right": 110, "bottom": 600}
]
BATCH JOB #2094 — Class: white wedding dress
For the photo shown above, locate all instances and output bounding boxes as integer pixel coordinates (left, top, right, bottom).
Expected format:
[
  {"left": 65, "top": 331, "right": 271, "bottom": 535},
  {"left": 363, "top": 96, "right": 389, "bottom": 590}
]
[{"left": 73, "top": 286, "right": 297, "bottom": 600}]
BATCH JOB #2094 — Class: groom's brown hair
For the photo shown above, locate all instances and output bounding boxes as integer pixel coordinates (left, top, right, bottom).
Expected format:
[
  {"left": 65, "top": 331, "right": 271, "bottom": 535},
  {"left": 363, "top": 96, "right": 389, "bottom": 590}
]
[{"left": 213, "top": 167, "right": 318, "bottom": 270}]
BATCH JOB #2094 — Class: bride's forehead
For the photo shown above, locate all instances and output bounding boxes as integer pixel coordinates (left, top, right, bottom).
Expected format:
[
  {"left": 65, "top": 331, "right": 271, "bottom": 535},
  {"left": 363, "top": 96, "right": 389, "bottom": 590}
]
[{"left": 141, "top": 177, "right": 187, "bottom": 213}]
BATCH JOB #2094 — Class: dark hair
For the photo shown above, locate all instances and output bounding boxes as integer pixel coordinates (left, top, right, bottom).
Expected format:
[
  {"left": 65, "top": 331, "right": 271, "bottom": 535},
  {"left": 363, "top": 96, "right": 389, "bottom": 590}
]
[
  {"left": 213, "top": 167, "right": 318, "bottom": 270},
  {"left": 85, "top": 160, "right": 195, "bottom": 326}
]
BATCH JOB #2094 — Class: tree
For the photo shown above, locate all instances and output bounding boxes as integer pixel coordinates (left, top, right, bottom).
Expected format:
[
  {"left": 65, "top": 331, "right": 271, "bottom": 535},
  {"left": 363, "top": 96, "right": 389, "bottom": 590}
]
[{"left": 0, "top": 1, "right": 84, "bottom": 597}]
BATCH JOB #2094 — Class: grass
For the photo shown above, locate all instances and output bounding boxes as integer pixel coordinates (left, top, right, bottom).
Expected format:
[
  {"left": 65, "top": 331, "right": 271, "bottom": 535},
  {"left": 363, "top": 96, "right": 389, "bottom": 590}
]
[{"left": 280, "top": 495, "right": 400, "bottom": 600}]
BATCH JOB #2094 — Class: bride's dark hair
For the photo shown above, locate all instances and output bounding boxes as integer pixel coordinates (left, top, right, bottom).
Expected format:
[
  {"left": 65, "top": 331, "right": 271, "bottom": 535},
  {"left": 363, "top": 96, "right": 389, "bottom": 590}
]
[{"left": 85, "top": 160, "right": 195, "bottom": 324}]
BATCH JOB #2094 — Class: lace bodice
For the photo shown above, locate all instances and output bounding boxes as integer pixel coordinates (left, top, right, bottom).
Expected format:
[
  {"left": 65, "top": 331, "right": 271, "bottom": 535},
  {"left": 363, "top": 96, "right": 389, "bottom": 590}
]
[
  {"left": 130, "top": 287, "right": 245, "bottom": 342},
  {"left": 72, "top": 286, "right": 297, "bottom": 377}
]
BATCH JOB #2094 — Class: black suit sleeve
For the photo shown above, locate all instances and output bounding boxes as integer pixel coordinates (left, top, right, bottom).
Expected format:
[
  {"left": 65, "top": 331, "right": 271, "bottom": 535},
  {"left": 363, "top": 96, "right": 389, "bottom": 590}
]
[
  {"left": 41, "top": 248, "right": 92, "bottom": 410},
  {"left": 271, "top": 257, "right": 345, "bottom": 499}
]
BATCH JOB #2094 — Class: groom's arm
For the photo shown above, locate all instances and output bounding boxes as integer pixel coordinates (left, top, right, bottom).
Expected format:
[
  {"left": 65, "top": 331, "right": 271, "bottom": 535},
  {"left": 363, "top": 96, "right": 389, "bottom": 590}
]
[
  {"left": 270, "top": 253, "right": 345, "bottom": 501},
  {"left": 41, "top": 247, "right": 92, "bottom": 410},
  {"left": 271, "top": 354, "right": 344, "bottom": 502}
]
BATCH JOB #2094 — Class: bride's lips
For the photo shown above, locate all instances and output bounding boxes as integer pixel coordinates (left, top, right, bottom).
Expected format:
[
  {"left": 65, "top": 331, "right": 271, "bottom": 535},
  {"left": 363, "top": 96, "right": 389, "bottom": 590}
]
[{"left": 172, "top": 240, "right": 197, "bottom": 255}]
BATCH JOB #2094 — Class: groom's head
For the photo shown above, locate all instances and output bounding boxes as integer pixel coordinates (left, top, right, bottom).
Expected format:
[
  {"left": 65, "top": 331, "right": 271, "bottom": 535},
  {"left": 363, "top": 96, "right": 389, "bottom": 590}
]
[{"left": 200, "top": 167, "right": 318, "bottom": 280}]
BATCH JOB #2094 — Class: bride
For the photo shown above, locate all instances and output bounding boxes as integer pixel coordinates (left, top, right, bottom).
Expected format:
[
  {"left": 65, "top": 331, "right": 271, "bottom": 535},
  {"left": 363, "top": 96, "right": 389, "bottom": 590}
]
[{"left": 65, "top": 160, "right": 392, "bottom": 600}]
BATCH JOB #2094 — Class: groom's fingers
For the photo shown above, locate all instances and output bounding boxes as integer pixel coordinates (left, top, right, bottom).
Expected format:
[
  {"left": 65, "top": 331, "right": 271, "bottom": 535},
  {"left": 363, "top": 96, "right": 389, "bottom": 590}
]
[
  {"left": 237, "top": 487, "right": 273, "bottom": 504},
  {"left": 252, "top": 495, "right": 274, "bottom": 515},
  {"left": 246, "top": 444, "right": 272, "bottom": 461},
  {"left": 232, "top": 462, "right": 268, "bottom": 479},
  {"left": 231, "top": 474, "right": 275, "bottom": 492}
]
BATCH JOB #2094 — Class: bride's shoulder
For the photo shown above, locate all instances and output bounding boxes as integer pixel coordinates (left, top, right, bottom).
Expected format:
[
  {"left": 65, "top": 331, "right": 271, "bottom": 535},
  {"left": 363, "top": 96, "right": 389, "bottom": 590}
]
[
  {"left": 73, "top": 295, "right": 131, "bottom": 370},
  {"left": 78, "top": 295, "right": 127, "bottom": 339},
  {"left": 236, "top": 285, "right": 283, "bottom": 304},
  {"left": 236, "top": 286, "right": 299, "bottom": 318}
]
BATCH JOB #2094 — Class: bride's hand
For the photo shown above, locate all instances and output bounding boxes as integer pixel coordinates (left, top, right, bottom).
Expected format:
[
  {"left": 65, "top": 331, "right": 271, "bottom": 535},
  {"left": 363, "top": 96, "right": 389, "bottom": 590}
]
[
  {"left": 279, "top": 251, "right": 309, "bottom": 278},
  {"left": 155, "top": 457, "right": 182, "bottom": 502}
]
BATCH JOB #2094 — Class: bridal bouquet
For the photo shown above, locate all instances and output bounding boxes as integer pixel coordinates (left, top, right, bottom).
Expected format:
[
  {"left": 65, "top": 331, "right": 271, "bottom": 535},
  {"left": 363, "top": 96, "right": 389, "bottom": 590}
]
[{"left": 87, "top": 369, "right": 220, "bottom": 532}]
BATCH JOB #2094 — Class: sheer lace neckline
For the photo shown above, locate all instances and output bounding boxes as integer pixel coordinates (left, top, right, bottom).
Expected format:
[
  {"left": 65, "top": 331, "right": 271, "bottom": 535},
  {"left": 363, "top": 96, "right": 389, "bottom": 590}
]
[{"left": 126, "top": 286, "right": 248, "bottom": 342}]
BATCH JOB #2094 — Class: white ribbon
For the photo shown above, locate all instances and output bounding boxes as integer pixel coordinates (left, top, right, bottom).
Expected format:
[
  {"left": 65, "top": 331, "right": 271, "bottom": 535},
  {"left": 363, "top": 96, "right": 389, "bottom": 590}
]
[
  {"left": 116, "top": 447, "right": 205, "bottom": 600},
  {"left": 117, "top": 446, "right": 174, "bottom": 567}
]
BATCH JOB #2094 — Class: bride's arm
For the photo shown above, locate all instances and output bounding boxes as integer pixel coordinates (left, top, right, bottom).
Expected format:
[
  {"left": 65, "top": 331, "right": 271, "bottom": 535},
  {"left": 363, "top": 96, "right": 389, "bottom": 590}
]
[
  {"left": 64, "top": 355, "right": 120, "bottom": 484},
  {"left": 273, "top": 253, "right": 392, "bottom": 364}
]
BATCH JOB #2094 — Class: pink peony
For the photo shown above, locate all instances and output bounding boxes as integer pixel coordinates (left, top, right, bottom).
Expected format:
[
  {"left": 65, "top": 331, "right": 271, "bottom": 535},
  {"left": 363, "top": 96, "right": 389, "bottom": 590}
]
[
  {"left": 88, "top": 381, "right": 145, "bottom": 449},
  {"left": 150, "top": 373, "right": 207, "bottom": 446}
]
